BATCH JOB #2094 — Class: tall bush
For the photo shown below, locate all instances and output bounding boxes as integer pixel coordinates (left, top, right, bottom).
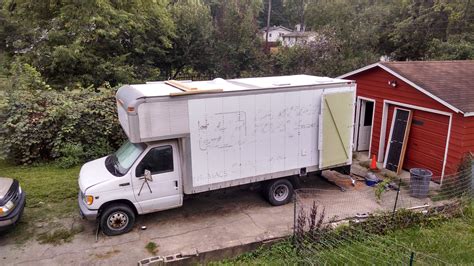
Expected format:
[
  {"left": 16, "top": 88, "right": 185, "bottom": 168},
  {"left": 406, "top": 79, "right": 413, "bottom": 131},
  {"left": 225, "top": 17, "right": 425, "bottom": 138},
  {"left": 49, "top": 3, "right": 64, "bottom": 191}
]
[{"left": 0, "top": 62, "right": 125, "bottom": 165}]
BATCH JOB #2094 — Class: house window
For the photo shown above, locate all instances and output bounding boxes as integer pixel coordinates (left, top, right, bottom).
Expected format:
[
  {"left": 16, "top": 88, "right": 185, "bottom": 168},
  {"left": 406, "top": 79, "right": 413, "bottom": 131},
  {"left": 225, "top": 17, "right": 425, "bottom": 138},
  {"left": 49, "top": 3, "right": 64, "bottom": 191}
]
[{"left": 363, "top": 101, "right": 374, "bottom": 126}]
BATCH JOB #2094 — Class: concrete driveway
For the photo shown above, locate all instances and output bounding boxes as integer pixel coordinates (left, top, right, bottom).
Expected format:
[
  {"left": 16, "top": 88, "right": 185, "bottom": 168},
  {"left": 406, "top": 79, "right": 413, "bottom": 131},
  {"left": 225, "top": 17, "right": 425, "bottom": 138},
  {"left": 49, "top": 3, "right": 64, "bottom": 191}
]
[
  {"left": 0, "top": 168, "right": 433, "bottom": 265},
  {"left": 1, "top": 178, "right": 305, "bottom": 265}
]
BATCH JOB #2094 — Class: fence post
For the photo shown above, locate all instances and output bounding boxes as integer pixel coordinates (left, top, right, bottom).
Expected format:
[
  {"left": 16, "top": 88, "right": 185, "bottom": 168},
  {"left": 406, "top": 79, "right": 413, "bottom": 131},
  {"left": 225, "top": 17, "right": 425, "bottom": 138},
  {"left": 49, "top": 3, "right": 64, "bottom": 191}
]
[
  {"left": 293, "top": 194, "right": 297, "bottom": 245},
  {"left": 392, "top": 178, "right": 402, "bottom": 217},
  {"left": 409, "top": 252, "right": 415, "bottom": 266},
  {"left": 471, "top": 160, "right": 474, "bottom": 197}
]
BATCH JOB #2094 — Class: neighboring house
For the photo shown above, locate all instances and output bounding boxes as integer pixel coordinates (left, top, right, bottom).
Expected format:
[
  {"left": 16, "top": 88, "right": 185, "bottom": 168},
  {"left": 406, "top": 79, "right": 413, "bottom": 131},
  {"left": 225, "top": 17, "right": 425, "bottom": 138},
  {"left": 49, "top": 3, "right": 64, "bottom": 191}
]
[
  {"left": 281, "top": 31, "right": 316, "bottom": 47},
  {"left": 339, "top": 60, "right": 474, "bottom": 183},
  {"left": 261, "top": 26, "right": 293, "bottom": 43}
]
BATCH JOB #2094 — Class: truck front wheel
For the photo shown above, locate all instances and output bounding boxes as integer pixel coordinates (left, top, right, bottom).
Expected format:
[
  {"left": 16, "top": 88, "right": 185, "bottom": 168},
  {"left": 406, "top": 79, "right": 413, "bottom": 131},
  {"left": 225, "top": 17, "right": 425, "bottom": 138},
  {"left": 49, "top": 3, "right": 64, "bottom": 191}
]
[
  {"left": 265, "top": 179, "right": 294, "bottom": 206},
  {"left": 100, "top": 204, "right": 135, "bottom": 236}
]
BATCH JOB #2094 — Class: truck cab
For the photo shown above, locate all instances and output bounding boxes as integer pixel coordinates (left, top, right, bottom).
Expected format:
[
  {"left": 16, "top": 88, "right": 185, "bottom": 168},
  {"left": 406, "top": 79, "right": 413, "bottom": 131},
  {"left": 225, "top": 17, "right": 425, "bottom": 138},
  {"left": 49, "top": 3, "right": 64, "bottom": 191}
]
[{"left": 78, "top": 140, "right": 183, "bottom": 235}]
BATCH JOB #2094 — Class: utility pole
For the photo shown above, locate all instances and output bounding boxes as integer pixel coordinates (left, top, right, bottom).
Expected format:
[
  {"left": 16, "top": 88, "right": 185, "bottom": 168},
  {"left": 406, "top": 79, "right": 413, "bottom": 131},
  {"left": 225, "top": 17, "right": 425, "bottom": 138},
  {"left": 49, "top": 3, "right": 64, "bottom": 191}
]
[{"left": 265, "top": 0, "right": 272, "bottom": 51}]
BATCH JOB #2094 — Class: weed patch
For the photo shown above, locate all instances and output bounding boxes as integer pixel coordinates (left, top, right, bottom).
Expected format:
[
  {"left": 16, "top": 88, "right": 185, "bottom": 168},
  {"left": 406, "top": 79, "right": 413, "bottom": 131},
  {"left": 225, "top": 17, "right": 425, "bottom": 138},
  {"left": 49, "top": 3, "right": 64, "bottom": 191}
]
[
  {"left": 145, "top": 241, "right": 159, "bottom": 255},
  {"left": 36, "top": 225, "right": 84, "bottom": 246}
]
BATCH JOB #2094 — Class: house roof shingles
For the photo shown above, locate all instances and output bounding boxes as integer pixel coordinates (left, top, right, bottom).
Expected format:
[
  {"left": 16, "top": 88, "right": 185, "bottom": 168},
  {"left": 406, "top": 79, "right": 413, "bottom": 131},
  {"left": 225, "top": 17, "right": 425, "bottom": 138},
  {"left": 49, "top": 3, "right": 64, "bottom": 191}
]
[
  {"left": 380, "top": 61, "right": 474, "bottom": 114},
  {"left": 370, "top": 60, "right": 474, "bottom": 113}
]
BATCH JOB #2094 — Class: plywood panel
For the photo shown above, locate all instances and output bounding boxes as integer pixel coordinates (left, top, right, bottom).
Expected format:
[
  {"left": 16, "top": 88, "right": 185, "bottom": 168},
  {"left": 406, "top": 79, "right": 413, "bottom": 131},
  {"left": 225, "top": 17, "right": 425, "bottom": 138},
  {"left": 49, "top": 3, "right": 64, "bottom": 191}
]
[
  {"left": 298, "top": 90, "right": 319, "bottom": 166},
  {"left": 255, "top": 94, "right": 272, "bottom": 175},
  {"left": 239, "top": 95, "right": 257, "bottom": 178},
  {"left": 270, "top": 93, "right": 286, "bottom": 173},
  {"left": 284, "top": 91, "right": 300, "bottom": 170},
  {"left": 187, "top": 88, "right": 343, "bottom": 187},
  {"left": 320, "top": 91, "right": 354, "bottom": 168},
  {"left": 204, "top": 98, "right": 225, "bottom": 184},
  {"left": 221, "top": 97, "right": 242, "bottom": 182},
  {"left": 188, "top": 99, "right": 208, "bottom": 186}
]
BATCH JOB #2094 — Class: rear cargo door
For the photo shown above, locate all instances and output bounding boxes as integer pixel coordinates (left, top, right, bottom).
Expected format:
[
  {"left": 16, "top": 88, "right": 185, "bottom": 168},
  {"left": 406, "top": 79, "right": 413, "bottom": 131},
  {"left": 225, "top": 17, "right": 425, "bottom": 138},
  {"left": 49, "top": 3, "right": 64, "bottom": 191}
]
[{"left": 319, "top": 90, "right": 354, "bottom": 168}]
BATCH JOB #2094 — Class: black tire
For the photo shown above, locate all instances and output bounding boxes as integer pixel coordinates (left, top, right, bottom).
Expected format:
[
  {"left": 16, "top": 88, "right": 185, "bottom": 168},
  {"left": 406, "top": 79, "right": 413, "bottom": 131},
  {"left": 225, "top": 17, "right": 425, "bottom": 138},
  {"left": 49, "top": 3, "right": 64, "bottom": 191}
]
[
  {"left": 266, "top": 179, "right": 294, "bottom": 206},
  {"left": 100, "top": 204, "right": 135, "bottom": 236}
]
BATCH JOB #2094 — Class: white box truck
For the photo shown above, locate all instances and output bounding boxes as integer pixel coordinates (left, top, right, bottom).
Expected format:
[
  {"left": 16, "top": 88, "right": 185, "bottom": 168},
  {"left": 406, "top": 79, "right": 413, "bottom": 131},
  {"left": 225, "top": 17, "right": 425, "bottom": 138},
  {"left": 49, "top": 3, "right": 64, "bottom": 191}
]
[{"left": 78, "top": 75, "right": 355, "bottom": 235}]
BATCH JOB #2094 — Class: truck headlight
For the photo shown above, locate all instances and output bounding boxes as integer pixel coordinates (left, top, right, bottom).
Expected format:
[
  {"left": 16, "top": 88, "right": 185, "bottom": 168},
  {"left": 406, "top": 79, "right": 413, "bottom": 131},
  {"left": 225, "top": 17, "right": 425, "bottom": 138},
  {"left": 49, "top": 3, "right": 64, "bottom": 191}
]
[
  {"left": 0, "top": 200, "right": 15, "bottom": 217},
  {"left": 85, "top": 195, "right": 94, "bottom": 205}
]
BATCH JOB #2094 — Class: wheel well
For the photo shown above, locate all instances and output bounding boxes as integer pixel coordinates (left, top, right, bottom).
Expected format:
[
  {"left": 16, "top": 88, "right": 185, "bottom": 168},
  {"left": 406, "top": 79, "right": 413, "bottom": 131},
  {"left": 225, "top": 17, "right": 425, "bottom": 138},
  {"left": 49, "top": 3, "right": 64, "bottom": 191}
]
[
  {"left": 287, "top": 175, "right": 301, "bottom": 189},
  {"left": 98, "top": 199, "right": 138, "bottom": 217},
  {"left": 263, "top": 177, "right": 296, "bottom": 189}
]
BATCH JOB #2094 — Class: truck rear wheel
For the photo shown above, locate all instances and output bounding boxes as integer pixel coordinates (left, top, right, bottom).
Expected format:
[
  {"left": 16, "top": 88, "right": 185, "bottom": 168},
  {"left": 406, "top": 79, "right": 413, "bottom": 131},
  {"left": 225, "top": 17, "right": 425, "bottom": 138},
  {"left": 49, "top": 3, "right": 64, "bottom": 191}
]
[
  {"left": 265, "top": 179, "right": 294, "bottom": 206},
  {"left": 100, "top": 204, "right": 135, "bottom": 236}
]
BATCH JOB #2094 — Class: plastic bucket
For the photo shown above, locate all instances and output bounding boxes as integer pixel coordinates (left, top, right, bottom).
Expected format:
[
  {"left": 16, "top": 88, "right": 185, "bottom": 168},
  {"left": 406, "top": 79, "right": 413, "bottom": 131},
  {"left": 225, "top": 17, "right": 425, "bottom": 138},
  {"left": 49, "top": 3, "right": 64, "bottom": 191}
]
[
  {"left": 409, "top": 168, "right": 433, "bottom": 198},
  {"left": 365, "top": 172, "right": 380, "bottom": 187}
]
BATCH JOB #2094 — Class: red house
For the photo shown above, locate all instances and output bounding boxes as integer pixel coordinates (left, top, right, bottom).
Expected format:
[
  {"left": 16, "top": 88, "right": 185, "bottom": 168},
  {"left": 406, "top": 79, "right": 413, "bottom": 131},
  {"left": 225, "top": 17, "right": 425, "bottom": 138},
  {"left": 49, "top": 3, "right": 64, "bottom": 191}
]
[{"left": 340, "top": 61, "right": 474, "bottom": 183}]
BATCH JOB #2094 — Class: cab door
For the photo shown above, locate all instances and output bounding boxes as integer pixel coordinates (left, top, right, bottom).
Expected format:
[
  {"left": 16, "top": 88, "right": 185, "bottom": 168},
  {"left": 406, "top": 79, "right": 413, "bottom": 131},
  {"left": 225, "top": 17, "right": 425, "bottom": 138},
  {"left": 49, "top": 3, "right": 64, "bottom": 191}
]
[{"left": 132, "top": 141, "right": 182, "bottom": 213}]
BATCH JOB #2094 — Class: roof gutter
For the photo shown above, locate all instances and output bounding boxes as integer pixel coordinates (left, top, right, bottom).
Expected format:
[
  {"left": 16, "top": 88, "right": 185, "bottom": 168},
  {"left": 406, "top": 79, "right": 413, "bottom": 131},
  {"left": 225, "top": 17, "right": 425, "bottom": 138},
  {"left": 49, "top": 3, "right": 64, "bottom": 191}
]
[{"left": 463, "top": 112, "right": 474, "bottom": 117}]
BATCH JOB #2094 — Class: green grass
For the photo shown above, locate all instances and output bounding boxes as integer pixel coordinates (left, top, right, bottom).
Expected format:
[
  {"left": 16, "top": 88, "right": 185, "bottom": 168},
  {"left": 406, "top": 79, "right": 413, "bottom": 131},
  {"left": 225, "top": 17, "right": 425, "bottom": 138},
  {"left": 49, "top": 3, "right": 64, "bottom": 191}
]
[
  {"left": 0, "top": 161, "right": 81, "bottom": 243},
  {"left": 222, "top": 204, "right": 474, "bottom": 265}
]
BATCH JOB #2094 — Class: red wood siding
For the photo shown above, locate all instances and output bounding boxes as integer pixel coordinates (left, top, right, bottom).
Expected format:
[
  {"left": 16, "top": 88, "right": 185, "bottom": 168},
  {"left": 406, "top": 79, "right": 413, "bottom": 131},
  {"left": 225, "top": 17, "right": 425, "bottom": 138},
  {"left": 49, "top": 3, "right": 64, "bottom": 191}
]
[
  {"left": 383, "top": 106, "right": 449, "bottom": 180},
  {"left": 348, "top": 66, "right": 466, "bottom": 180},
  {"left": 461, "top": 116, "right": 474, "bottom": 159}
]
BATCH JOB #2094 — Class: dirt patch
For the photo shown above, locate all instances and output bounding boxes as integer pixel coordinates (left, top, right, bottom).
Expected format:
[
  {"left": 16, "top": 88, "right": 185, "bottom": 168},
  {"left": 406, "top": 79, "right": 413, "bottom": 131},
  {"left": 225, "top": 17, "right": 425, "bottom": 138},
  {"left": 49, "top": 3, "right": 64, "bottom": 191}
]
[{"left": 93, "top": 250, "right": 121, "bottom": 259}]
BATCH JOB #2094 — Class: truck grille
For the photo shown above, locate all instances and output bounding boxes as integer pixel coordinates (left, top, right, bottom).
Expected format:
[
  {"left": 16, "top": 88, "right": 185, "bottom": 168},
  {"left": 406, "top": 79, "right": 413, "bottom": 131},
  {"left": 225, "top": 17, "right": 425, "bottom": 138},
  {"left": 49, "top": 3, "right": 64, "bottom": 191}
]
[{"left": 0, "top": 180, "right": 20, "bottom": 206}]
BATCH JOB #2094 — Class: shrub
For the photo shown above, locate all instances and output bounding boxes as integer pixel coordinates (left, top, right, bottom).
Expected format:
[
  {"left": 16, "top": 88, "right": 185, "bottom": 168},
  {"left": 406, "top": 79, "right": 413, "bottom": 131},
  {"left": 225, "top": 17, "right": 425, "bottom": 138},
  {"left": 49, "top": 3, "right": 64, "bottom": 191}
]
[
  {"left": 56, "top": 143, "right": 85, "bottom": 169},
  {"left": 0, "top": 62, "right": 125, "bottom": 164}
]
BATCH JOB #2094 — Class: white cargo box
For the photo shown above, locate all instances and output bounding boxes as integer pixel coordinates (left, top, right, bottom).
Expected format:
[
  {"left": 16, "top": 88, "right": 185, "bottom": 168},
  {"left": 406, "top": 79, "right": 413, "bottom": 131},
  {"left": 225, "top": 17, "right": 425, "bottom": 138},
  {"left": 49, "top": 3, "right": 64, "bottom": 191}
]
[{"left": 116, "top": 75, "right": 355, "bottom": 193}]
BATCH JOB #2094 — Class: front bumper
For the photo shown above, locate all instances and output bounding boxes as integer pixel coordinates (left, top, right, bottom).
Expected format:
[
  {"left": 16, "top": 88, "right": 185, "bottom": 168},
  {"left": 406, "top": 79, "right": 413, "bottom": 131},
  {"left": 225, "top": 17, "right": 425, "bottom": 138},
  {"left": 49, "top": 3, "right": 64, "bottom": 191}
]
[
  {"left": 78, "top": 192, "right": 98, "bottom": 221},
  {"left": 0, "top": 192, "right": 26, "bottom": 230}
]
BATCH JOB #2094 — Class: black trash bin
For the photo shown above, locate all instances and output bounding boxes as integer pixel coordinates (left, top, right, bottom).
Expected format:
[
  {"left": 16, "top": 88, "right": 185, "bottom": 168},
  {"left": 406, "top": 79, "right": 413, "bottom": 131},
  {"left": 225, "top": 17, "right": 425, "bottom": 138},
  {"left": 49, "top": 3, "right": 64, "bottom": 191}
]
[{"left": 409, "top": 168, "right": 433, "bottom": 198}]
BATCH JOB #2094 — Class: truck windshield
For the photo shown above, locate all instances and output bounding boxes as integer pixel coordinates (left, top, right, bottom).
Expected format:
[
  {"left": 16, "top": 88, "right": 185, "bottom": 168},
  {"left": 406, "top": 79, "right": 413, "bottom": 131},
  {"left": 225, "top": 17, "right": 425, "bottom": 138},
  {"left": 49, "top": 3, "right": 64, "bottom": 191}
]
[{"left": 107, "top": 141, "right": 145, "bottom": 176}]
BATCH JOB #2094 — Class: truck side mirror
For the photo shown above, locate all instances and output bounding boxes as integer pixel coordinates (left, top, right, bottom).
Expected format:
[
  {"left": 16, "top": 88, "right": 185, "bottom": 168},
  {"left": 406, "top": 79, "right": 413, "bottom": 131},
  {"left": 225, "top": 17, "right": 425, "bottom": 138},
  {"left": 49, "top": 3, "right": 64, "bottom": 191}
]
[{"left": 144, "top": 169, "right": 153, "bottom": 181}]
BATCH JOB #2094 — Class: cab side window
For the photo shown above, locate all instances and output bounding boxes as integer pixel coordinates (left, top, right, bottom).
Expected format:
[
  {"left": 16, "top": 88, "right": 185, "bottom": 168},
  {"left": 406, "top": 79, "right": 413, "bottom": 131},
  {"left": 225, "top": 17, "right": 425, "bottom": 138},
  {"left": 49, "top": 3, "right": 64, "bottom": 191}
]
[{"left": 136, "top": 145, "right": 174, "bottom": 176}]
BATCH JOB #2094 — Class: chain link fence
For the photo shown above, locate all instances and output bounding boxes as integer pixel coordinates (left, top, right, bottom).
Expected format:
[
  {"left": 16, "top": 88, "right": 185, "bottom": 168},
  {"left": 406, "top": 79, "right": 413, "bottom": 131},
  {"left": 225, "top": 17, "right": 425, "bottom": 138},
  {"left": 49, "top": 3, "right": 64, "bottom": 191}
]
[{"left": 292, "top": 163, "right": 473, "bottom": 265}]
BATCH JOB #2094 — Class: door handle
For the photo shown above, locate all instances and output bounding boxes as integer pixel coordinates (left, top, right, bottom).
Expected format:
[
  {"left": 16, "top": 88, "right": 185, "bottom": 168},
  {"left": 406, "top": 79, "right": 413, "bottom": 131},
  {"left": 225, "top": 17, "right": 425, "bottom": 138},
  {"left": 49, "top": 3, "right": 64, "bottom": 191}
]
[{"left": 174, "top": 180, "right": 178, "bottom": 189}]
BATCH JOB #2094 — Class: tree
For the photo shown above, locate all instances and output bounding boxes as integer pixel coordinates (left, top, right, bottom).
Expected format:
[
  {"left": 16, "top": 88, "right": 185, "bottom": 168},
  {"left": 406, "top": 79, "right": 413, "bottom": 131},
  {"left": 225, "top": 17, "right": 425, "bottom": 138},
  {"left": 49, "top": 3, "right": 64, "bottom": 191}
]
[
  {"left": 162, "top": 0, "right": 214, "bottom": 79},
  {"left": 258, "top": 0, "right": 289, "bottom": 28},
  {"left": 381, "top": 0, "right": 474, "bottom": 60},
  {"left": 1, "top": 0, "right": 175, "bottom": 87},
  {"left": 283, "top": 0, "right": 315, "bottom": 30},
  {"left": 212, "top": 0, "right": 266, "bottom": 78}
]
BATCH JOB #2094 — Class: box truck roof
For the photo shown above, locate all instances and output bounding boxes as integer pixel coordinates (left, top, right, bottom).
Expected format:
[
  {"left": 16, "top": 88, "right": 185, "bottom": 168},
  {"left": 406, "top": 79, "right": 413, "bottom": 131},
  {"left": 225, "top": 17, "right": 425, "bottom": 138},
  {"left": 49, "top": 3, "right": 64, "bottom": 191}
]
[{"left": 120, "top": 75, "right": 351, "bottom": 99}]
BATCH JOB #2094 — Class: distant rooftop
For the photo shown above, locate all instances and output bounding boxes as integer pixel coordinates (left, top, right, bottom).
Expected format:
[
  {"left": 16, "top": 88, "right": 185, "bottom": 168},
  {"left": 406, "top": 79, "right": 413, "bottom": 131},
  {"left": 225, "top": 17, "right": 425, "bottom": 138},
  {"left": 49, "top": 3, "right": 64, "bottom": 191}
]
[{"left": 261, "top": 25, "right": 293, "bottom": 32}]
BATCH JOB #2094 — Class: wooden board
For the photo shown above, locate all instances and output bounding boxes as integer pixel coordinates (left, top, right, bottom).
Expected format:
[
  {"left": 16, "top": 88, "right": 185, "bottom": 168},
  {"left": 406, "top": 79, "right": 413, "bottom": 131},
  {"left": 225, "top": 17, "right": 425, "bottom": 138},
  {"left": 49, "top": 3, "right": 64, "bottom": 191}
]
[
  {"left": 169, "top": 88, "right": 223, "bottom": 96},
  {"left": 165, "top": 79, "right": 223, "bottom": 96}
]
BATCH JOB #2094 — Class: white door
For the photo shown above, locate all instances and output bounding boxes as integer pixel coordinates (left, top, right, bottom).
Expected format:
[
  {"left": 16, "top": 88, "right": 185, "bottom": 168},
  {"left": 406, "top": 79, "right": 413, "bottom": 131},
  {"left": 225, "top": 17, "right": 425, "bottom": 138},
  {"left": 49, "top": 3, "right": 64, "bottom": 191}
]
[
  {"left": 132, "top": 141, "right": 182, "bottom": 213},
  {"left": 357, "top": 100, "right": 374, "bottom": 151}
]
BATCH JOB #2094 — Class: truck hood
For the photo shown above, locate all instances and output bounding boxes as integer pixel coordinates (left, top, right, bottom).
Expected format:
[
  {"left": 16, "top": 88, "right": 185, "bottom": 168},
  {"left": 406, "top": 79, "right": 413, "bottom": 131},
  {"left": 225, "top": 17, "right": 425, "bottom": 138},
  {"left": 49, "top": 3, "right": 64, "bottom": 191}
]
[{"left": 78, "top": 156, "right": 115, "bottom": 192}]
